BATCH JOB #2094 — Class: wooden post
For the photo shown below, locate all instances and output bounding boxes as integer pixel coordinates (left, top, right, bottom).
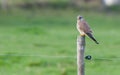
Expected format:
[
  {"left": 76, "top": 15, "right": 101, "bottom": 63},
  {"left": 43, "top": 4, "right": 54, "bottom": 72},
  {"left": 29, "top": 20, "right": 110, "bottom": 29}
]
[{"left": 77, "top": 36, "right": 85, "bottom": 75}]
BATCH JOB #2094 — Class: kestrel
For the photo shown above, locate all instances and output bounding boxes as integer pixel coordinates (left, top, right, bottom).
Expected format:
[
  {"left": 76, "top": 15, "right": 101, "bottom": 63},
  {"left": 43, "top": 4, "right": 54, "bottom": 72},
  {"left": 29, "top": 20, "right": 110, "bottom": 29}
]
[{"left": 77, "top": 15, "right": 99, "bottom": 44}]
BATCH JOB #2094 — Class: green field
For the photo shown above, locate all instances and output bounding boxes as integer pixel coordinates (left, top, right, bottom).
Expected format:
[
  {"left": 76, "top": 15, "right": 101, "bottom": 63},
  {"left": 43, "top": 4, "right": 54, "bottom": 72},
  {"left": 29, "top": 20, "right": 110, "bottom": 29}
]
[{"left": 0, "top": 9, "right": 120, "bottom": 75}]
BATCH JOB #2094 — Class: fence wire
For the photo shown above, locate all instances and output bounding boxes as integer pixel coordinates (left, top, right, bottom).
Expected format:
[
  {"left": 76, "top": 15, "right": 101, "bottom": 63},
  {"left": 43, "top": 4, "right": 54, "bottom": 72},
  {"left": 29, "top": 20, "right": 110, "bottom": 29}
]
[
  {"left": 0, "top": 54, "right": 120, "bottom": 61},
  {"left": 0, "top": 53, "right": 76, "bottom": 58}
]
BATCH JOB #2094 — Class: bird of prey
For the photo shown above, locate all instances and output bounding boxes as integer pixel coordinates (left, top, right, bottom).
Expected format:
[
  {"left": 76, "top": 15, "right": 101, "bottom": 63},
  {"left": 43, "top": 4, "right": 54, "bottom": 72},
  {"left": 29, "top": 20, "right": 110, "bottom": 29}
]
[{"left": 76, "top": 15, "right": 99, "bottom": 44}]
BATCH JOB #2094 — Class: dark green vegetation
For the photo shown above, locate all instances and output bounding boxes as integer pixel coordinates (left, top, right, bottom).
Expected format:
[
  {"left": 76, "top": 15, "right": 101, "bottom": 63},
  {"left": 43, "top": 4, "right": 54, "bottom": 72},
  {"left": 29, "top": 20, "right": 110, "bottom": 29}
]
[{"left": 0, "top": 9, "right": 120, "bottom": 75}]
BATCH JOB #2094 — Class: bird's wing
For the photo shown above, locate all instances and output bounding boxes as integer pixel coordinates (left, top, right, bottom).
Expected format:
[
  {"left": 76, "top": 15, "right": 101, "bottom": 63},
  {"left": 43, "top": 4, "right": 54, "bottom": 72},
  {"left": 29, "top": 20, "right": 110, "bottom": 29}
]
[{"left": 81, "top": 20, "right": 92, "bottom": 33}]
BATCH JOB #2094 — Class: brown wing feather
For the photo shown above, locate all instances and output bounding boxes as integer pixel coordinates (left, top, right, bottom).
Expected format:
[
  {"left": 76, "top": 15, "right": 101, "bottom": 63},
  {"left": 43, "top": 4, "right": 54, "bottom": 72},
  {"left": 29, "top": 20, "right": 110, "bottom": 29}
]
[{"left": 82, "top": 20, "right": 92, "bottom": 33}]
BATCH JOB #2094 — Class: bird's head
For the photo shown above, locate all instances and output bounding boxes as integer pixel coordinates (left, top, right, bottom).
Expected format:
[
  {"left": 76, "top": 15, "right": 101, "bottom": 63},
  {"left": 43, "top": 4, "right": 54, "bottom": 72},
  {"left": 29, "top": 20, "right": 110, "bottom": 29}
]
[{"left": 77, "top": 15, "right": 83, "bottom": 21}]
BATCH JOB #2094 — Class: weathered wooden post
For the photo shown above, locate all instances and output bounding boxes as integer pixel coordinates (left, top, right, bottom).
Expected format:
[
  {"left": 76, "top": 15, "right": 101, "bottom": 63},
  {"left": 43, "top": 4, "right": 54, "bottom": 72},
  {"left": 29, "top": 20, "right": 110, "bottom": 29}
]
[{"left": 77, "top": 36, "right": 85, "bottom": 75}]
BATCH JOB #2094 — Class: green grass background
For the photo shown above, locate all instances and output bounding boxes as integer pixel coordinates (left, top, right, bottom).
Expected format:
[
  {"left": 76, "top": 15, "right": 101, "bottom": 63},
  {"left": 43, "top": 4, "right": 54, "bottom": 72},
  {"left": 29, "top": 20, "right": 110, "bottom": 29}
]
[{"left": 0, "top": 9, "right": 120, "bottom": 75}]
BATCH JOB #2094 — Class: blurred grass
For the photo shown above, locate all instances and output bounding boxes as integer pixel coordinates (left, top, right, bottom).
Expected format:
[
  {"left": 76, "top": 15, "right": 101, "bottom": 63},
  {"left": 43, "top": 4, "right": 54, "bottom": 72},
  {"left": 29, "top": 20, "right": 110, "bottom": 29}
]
[
  {"left": 0, "top": 0, "right": 102, "bottom": 11},
  {"left": 0, "top": 9, "right": 120, "bottom": 75}
]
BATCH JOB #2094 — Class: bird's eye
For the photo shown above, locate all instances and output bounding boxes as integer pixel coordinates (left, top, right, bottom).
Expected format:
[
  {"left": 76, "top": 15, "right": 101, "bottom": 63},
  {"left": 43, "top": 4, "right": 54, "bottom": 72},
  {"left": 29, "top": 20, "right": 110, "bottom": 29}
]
[{"left": 79, "top": 17, "right": 82, "bottom": 19}]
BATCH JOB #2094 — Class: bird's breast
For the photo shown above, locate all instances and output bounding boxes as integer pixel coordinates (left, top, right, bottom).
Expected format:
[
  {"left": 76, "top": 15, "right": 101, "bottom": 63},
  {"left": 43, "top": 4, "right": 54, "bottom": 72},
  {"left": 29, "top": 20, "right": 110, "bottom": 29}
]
[{"left": 76, "top": 23, "right": 85, "bottom": 35}]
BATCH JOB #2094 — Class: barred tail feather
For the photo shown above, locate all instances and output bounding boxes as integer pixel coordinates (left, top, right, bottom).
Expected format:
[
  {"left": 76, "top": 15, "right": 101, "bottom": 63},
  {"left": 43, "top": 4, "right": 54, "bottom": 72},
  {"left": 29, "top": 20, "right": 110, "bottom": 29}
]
[{"left": 86, "top": 33, "right": 99, "bottom": 44}]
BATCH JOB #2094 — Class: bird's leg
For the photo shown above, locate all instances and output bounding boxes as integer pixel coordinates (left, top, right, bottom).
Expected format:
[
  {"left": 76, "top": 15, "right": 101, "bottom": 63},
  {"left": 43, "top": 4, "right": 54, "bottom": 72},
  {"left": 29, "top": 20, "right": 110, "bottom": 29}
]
[{"left": 80, "top": 34, "right": 85, "bottom": 37}]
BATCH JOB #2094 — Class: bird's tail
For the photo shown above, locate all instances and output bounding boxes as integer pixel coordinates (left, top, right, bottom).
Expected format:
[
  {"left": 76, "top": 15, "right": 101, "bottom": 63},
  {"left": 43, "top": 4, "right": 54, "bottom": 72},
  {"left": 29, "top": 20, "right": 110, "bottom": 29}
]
[{"left": 86, "top": 33, "right": 99, "bottom": 44}]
